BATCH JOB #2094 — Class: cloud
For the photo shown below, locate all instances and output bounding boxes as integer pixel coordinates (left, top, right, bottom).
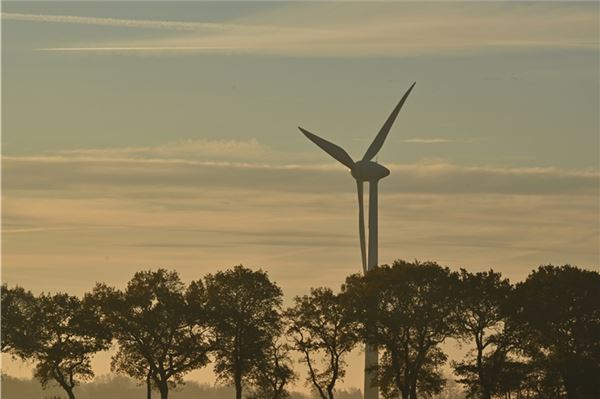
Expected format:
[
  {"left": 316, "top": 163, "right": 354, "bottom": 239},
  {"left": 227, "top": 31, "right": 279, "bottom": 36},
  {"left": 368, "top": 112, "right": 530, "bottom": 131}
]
[
  {"left": 5, "top": 3, "right": 597, "bottom": 57},
  {"left": 58, "top": 138, "right": 269, "bottom": 160},
  {"left": 402, "top": 138, "right": 454, "bottom": 144},
  {"left": 3, "top": 152, "right": 598, "bottom": 196},
  {"left": 37, "top": 46, "right": 236, "bottom": 52},
  {"left": 0, "top": 12, "right": 270, "bottom": 32}
]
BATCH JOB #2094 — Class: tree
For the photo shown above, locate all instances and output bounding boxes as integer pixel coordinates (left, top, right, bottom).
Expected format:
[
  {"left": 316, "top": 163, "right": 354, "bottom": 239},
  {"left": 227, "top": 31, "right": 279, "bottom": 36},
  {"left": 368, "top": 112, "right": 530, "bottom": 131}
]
[
  {"left": 1, "top": 284, "right": 40, "bottom": 355},
  {"left": 492, "top": 359, "right": 565, "bottom": 399},
  {"left": 246, "top": 338, "right": 297, "bottom": 399},
  {"left": 28, "top": 292, "right": 111, "bottom": 399},
  {"left": 378, "top": 349, "right": 447, "bottom": 399},
  {"left": 88, "top": 269, "right": 213, "bottom": 399},
  {"left": 511, "top": 265, "right": 600, "bottom": 399},
  {"left": 110, "top": 344, "right": 156, "bottom": 399},
  {"left": 452, "top": 269, "right": 517, "bottom": 399},
  {"left": 286, "top": 287, "right": 358, "bottom": 399},
  {"left": 203, "top": 265, "right": 283, "bottom": 399},
  {"left": 343, "top": 260, "right": 461, "bottom": 399}
]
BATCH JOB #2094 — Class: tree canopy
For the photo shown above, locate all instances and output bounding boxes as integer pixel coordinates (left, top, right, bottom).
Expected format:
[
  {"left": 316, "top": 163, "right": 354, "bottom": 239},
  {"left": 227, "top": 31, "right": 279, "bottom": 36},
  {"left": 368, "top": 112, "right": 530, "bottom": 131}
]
[
  {"left": 203, "top": 265, "right": 284, "bottom": 399},
  {"left": 88, "top": 269, "right": 213, "bottom": 399},
  {"left": 512, "top": 265, "right": 600, "bottom": 399},
  {"left": 343, "top": 260, "right": 461, "bottom": 399},
  {"left": 1, "top": 284, "right": 39, "bottom": 355},
  {"left": 15, "top": 292, "right": 111, "bottom": 399},
  {"left": 452, "top": 269, "right": 516, "bottom": 399},
  {"left": 286, "top": 287, "right": 359, "bottom": 399}
]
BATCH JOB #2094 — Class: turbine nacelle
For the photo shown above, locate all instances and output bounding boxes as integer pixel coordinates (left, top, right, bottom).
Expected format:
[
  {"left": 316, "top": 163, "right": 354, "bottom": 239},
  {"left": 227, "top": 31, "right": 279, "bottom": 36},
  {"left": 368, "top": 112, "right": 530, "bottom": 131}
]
[{"left": 351, "top": 160, "right": 390, "bottom": 182}]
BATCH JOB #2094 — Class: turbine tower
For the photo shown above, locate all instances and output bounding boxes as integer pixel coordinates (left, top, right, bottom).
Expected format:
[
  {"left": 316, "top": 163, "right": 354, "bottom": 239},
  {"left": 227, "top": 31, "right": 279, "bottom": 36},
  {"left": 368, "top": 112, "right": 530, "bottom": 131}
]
[{"left": 299, "top": 82, "right": 416, "bottom": 399}]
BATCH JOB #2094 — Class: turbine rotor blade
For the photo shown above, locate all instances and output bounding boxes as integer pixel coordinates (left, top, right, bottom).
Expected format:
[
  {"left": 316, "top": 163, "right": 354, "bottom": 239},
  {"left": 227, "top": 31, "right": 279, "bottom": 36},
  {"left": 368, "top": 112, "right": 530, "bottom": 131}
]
[
  {"left": 362, "top": 82, "right": 416, "bottom": 162},
  {"left": 299, "top": 127, "right": 355, "bottom": 169},
  {"left": 357, "top": 181, "right": 367, "bottom": 275}
]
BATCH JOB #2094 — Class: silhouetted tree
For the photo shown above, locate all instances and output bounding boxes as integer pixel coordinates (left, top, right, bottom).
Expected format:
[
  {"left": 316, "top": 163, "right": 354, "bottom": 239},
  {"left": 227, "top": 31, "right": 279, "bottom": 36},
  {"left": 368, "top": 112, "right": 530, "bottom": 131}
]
[
  {"left": 490, "top": 359, "right": 565, "bottom": 399},
  {"left": 247, "top": 338, "right": 297, "bottom": 399},
  {"left": 286, "top": 287, "right": 358, "bottom": 399},
  {"left": 203, "top": 265, "right": 283, "bottom": 399},
  {"left": 343, "top": 260, "right": 460, "bottom": 399},
  {"left": 511, "top": 265, "right": 600, "bottom": 399},
  {"left": 452, "top": 269, "right": 517, "bottom": 399},
  {"left": 88, "top": 269, "right": 212, "bottom": 399},
  {"left": 1, "top": 284, "right": 40, "bottom": 355},
  {"left": 27, "top": 292, "right": 111, "bottom": 399},
  {"left": 378, "top": 349, "right": 447, "bottom": 399},
  {"left": 110, "top": 343, "right": 157, "bottom": 399}
]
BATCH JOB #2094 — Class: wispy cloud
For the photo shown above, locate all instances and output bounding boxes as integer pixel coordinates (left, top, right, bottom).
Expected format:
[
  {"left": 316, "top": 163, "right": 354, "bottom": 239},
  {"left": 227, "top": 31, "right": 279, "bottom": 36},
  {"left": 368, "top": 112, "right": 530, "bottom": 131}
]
[
  {"left": 5, "top": 3, "right": 597, "bottom": 57},
  {"left": 3, "top": 150, "right": 598, "bottom": 196},
  {"left": 402, "top": 138, "right": 454, "bottom": 144},
  {"left": 0, "top": 12, "right": 269, "bottom": 32},
  {"left": 37, "top": 46, "right": 237, "bottom": 52},
  {"left": 57, "top": 138, "right": 269, "bottom": 160},
  {"left": 50, "top": 139, "right": 325, "bottom": 166}
]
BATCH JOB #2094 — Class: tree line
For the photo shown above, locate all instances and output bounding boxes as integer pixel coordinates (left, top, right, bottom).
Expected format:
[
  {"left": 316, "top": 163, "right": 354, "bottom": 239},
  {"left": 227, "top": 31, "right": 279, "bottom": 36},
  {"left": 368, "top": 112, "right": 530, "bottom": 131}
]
[{"left": 2, "top": 261, "right": 599, "bottom": 399}]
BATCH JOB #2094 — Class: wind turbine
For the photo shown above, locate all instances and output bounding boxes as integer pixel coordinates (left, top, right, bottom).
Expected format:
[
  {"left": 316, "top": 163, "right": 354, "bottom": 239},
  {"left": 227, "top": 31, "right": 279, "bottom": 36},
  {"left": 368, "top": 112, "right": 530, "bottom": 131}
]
[{"left": 298, "top": 82, "right": 415, "bottom": 399}]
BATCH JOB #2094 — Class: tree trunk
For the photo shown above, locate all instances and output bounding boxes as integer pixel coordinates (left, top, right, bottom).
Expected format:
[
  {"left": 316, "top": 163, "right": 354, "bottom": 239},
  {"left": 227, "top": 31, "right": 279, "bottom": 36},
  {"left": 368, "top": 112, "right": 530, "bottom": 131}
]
[
  {"left": 234, "top": 332, "right": 243, "bottom": 399},
  {"left": 54, "top": 369, "right": 76, "bottom": 399},
  {"left": 476, "top": 335, "right": 487, "bottom": 399},
  {"left": 235, "top": 369, "right": 243, "bottom": 399},
  {"left": 146, "top": 372, "right": 152, "bottom": 399},
  {"left": 65, "top": 386, "right": 76, "bottom": 399},
  {"left": 409, "top": 382, "right": 417, "bottom": 399},
  {"left": 158, "top": 381, "right": 169, "bottom": 399}
]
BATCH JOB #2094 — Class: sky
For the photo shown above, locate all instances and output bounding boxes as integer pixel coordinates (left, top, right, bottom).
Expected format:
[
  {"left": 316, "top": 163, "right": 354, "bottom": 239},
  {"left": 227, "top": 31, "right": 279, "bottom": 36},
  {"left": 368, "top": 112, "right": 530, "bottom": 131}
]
[{"left": 2, "top": 0, "right": 599, "bottom": 393}]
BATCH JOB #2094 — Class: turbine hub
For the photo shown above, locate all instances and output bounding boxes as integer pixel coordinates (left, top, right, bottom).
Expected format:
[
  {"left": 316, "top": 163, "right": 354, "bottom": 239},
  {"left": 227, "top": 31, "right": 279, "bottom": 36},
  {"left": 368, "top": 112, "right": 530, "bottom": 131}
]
[{"left": 351, "top": 160, "right": 390, "bottom": 181}]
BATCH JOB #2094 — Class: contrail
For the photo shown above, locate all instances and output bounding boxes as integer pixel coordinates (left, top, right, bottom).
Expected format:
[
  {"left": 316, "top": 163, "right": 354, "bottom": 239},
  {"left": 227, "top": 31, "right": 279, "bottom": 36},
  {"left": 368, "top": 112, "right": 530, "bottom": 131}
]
[
  {"left": 37, "top": 46, "right": 237, "bottom": 52},
  {"left": 1, "top": 12, "right": 270, "bottom": 32}
]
